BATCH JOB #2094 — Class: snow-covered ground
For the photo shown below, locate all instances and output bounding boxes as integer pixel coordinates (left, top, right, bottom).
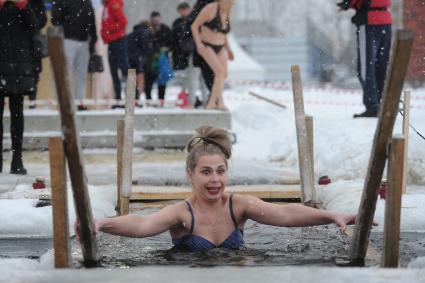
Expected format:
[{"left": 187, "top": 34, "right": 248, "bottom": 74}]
[{"left": 1, "top": 83, "right": 425, "bottom": 270}]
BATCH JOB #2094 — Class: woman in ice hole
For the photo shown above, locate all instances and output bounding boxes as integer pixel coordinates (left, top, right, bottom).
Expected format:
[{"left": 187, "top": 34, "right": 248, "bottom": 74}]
[
  {"left": 191, "top": 0, "right": 234, "bottom": 111},
  {"left": 76, "top": 126, "right": 361, "bottom": 252}
]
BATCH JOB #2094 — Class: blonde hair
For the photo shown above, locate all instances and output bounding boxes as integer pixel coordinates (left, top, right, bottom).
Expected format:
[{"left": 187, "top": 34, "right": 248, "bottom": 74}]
[{"left": 186, "top": 126, "right": 232, "bottom": 172}]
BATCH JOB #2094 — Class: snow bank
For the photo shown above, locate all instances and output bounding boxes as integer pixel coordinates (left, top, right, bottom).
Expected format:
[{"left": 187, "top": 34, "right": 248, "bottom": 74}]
[
  {"left": 316, "top": 180, "right": 425, "bottom": 232},
  {"left": 226, "top": 86, "right": 425, "bottom": 186},
  {"left": 0, "top": 184, "right": 116, "bottom": 237}
]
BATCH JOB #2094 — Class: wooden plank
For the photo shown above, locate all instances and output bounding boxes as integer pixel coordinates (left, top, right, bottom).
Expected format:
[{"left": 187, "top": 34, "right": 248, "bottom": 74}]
[
  {"left": 131, "top": 185, "right": 302, "bottom": 201},
  {"left": 116, "top": 119, "right": 124, "bottom": 215},
  {"left": 350, "top": 30, "right": 413, "bottom": 265},
  {"left": 402, "top": 91, "right": 410, "bottom": 194},
  {"left": 47, "top": 26, "right": 98, "bottom": 266},
  {"left": 248, "top": 91, "right": 287, "bottom": 109},
  {"left": 382, "top": 136, "right": 405, "bottom": 268},
  {"left": 120, "top": 69, "right": 136, "bottom": 215},
  {"left": 49, "top": 137, "right": 70, "bottom": 268},
  {"left": 291, "top": 65, "right": 315, "bottom": 206}
]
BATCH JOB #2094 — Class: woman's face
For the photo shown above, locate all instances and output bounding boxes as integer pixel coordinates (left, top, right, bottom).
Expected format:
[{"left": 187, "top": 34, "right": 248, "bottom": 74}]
[{"left": 188, "top": 154, "right": 228, "bottom": 201}]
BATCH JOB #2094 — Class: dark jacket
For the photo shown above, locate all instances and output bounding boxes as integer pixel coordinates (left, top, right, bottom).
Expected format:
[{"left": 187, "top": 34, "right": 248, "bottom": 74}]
[
  {"left": 51, "top": 0, "right": 97, "bottom": 51},
  {"left": 0, "top": 1, "right": 38, "bottom": 95},
  {"left": 29, "top": 0, "right": 47, "bottom": 74},
  {"left": 171, "top": 16, "right": 193, "bottom": 70},
  {"left": 127, "top": 23, "right": 150, "bottom": 72},
  {"left": 145, "top": 23, "right": 172, "bottom": 73}
]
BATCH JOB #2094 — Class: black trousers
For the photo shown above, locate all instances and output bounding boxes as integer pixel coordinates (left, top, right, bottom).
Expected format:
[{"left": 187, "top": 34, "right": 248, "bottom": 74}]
[
  {"left": 356, "top": 24, "right": 392, "bottom": 112},
  {"left": 0, "top": 95, "right": 25, "bottom": 170},
  {"left": 145, "top": 71, "right": 166, "bottom": 100},
  {"left": 193, "top": 51, "right": 214, "bottom": 102}
]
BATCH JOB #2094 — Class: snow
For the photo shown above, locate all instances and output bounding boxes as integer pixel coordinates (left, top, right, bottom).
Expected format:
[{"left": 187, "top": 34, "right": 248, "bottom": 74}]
[{"left": 0, "top": 184, "right": 116, "bottom": 237}]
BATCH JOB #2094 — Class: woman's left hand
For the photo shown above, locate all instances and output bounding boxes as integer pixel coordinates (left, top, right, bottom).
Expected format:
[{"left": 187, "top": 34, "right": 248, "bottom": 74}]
[
  {"left": 227, "top": 48, "right": 234, "bottom": 61},
  {"left": 333, "top": 213, "right": 356, "bottom": 232},
  {"left": 333, "top": 213, "right": 378, "bottom": 232}
]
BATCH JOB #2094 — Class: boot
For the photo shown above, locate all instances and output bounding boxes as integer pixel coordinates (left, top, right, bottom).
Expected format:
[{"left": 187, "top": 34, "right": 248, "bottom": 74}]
[{"left": 10, "top": 153, "right": 27, "bottom": 175}]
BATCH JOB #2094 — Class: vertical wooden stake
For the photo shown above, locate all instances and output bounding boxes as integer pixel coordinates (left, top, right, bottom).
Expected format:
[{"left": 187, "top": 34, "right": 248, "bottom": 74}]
[
  {"left": 382, "top": 136, "right": 405, "bottom": 267},
  {"left": 402, "top": 91, "right": 410, "bottom": 194},
  {"left": 116, "top": 119, "right": 124, "bottom": 215},
  {"left": 49, "top": 137, "right": 70, "bottom": 268},
  {"left": 291, "top": 65, "right": 315, "bottom": 206},
  {"left": 48, "top": 26, "right": 98, "bottom": 266},
  {"left": 120, "top": 69, "right": 136, "bottom": 215},
  {"left": 350, "top": 30, "right": 413, "bottom": 265},
  {"left": 305, "top": 115, "right": 315, "bottom": 203}
]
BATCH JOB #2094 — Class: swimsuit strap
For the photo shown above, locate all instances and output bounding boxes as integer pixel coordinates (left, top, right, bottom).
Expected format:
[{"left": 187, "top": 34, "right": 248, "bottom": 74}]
[
  {"left": 185, "top": 200, "right": 195, "bottom": 234},
  {"left": 229, "top": 194, "right": 238, "bottom": 228}
]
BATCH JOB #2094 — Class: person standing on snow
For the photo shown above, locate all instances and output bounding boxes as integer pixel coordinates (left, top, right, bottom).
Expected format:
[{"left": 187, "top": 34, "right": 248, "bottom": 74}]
[
  {"left": 101, "top": 0, "right": 128, "bottom": 109},
  {"left": 0, "top": 0, "right": 38, "bottom": 174},
  {"left": 191, "top": 0, "right": 235, "bottom": 111},
  {"left": 52, "top": 0, "right": 98, "bottom": 111},
  {"left": 171, "top": 2, "right": 198, "bottom": 108},
  {"left": 338, "top": 0, "right": 392, "bottom": 118},
  {"left": 127, "top": 20, "right": 150, "bottom": 107},
  {"left": 144, "top": 11, "right": 172, "bottom": 108}
]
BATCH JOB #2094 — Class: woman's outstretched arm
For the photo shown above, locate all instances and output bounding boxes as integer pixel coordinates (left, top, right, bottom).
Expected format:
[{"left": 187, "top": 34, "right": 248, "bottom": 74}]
[
  {"left": 76, "top": 203, "right": 182, "bottom": 240},
  {"left": 238, "top": 195, "right": 358, "bottom": 231}
]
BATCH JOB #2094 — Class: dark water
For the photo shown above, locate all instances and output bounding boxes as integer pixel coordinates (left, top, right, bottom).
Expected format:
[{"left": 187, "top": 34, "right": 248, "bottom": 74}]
[{"left": 2, "top": 207, "right": 424, "bottom": 268}]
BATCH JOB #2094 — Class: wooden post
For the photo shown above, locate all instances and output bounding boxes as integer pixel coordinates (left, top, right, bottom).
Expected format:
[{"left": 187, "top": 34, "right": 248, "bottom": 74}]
[
  {"left": 120, "top": 69, "right": 136, "bottom": 215},
  {"left": 49, "top": 137, "right": 70, "bottom": 268},
  {"left": 291, "top": 65, "right": 315, "bottom": 206},
  {"left": 305, "top": 115, "right": 314, "bottom": 195},
  {"left": 116, "top": 119, "right": 124, "bottom": 215},
  {"left": 382, "top": 136, "right": 405, "bottom": 268},
  {"left": 350, "top": 30, "right": 413, "bottom": 265},
  {"left": 47, "top": 26, "right": 98, "bottom": 266},
  {"left": 402, "top": 91, "right": 410, "bottom": 194}
]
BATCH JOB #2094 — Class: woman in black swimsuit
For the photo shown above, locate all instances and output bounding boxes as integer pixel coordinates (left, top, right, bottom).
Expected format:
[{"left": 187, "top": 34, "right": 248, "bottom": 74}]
[{"left": 191, "top": 0, "right": 234, "bottom": 110}]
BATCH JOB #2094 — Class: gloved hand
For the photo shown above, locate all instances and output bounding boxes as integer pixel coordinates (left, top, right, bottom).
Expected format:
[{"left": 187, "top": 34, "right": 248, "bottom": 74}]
[{"left": 336, "top": 0, "right": 351, "bottom": 10}]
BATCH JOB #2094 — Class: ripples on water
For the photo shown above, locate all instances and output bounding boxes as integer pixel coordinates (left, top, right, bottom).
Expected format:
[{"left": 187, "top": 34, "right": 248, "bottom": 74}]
[{"left": 88, "top": 217, "right": 353, "bottom": 268}]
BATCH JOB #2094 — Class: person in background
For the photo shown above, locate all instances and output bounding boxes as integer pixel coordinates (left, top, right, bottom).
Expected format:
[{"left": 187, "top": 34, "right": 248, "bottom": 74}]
[
  {"left": 28, "top": 0, "right": 47, "bottom": 109},
  {"left": 101, "top": 0, "right": 128, "bottom": 109},
  {"left": 127, "top": 21, "right": 150, "bottom": 107},
  {"left": 172, "top": 2, "right": 199, "bottom": 108},
  {"left": 338, "top": 0, "right": 392, "bottom": 118},
  {"left": 191, "top": 0, "right": 235, "bottom": 111},
  {"left": 76, "top": 126, "right": 361, "bottom": 252},
  {"left": 52, "top": 0, "right": 98, "bottom": 111},
  {"left": 188, "top": 0, "right": 216, "bottom": 108},
  {"left": 0, "top": 0, "right": 38, "bottom": 174},
  {"left": 144, "top": 11, "right": 172, "bottom": 107}
]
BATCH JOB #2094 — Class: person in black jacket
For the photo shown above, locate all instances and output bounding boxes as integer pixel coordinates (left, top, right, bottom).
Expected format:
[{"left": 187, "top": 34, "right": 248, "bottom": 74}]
[
  {"left": 144, "top": 11, "right": 172, "bottom": 107},
  {"left": 52, "top": 0, "right": 98, "bottom": 111},
  {"left": 0, "top": 0, "right": 38, "bottom": 174},
  {"left": 28, "top": 0, "right": 47, "bottom": 109},
  {"left": 128, "top": 21, "right": 150, "bottom": 106}
]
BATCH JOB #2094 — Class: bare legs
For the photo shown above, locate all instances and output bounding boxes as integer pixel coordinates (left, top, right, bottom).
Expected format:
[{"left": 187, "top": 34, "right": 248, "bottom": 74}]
[{"left": 198, "top": 47, "right": 228, "bottom": 110}]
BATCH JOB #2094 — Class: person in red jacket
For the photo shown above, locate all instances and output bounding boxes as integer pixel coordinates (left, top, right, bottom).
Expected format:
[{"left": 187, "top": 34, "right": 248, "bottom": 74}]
[
  {"left": 338, "top": 0, "right": 392, "bottom": 118},
  {"left": 101, "top": 0, "right": 128, "bottom": 108}
]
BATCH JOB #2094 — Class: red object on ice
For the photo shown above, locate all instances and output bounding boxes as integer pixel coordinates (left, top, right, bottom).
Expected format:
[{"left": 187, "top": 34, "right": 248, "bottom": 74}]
[
  {"left": 379, "top": 181, "right": 387, "bottom": 200},
  {"left": 176, "top": 90, "right": 190, "bottom": 108},
  {"left": 318, "top": 175, "right": 331, "bottom": 185},
  {"left": 33, "top": 178, "right": 46, "bottom": 190}
]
